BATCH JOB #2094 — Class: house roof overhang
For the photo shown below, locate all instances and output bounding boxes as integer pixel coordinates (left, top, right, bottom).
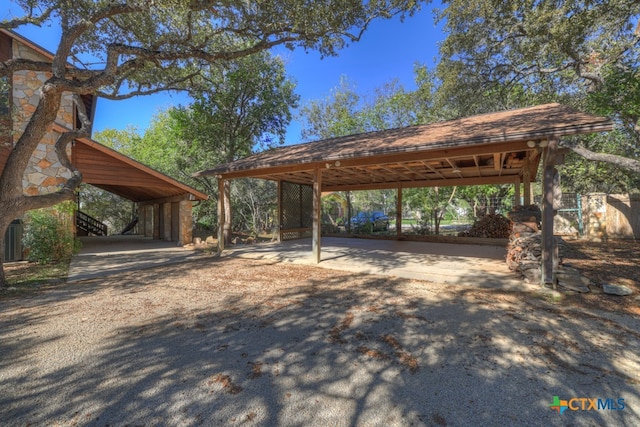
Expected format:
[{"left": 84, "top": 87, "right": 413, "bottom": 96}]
[
  {"left": 196, "top": 103, "right": 614, "bottom": 192},
  {"left": 51, "top": 124, "right": 208, "bottom": 203}
]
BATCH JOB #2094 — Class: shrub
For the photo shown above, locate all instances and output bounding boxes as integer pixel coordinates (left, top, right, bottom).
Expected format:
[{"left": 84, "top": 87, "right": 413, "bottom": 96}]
[{"left": 23, "top": 201, "right": 80, "bottom": 263}]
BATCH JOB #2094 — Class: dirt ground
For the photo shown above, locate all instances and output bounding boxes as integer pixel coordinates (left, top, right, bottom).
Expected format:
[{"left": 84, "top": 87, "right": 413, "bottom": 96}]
[
  {"left": 1, "top": 240, "right": 639, "bottom": 426},
  {"left": 560, "top": 238, "right": 640, "bottom": 315}
]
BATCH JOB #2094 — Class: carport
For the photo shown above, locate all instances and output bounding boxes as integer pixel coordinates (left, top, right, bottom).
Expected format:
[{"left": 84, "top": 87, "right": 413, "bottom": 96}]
[
  {"left": 196, "top": 103, "right": 613, "bottom": 284},
  {"left": 56, "top": 124, "right": 209, "bottom": 245}
]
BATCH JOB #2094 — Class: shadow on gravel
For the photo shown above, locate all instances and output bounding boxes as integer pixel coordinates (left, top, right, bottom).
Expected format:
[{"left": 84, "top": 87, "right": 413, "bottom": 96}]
[{"left": 1, "top": 258, "right": 639, "bottom": 426}]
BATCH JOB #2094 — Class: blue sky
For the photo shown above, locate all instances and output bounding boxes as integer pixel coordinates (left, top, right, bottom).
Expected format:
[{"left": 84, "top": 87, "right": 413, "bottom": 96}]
[{"left": 2, "top": 1, "right": 445, "bottom": 145}]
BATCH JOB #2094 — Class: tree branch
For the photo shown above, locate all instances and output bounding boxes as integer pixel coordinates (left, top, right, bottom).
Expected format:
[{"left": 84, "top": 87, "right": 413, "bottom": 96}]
[
  {"left": 565, "top": 143, "right": 640, "bottom": 174},
  {"left": 0, "top": 5, "right": 57, "bottom": 30},
  {"left": 0, "top": 59, "right": 52, "bottom": 77}
]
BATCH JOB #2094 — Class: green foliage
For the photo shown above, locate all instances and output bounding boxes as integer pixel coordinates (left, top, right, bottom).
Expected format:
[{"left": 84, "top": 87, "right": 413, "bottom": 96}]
[
  {"left": 23, "top": 202, "right": 79, "bottom": 264},
  {"left": 78, "top": 183, "right": 135, "bottom": 235},
  {"left": 177, "top": 51, "right": 300, "bottom": 163},
  {"left": 231, "top": 179, "right": 278, "bottom": 235},
  {"left": 456, "top": 185, "right": 514, "bottom": 218},
  {"left": 403, "top": 186, "right": 458, "bottom": 234},
  {"left": 300, "top": 76, "right": 365, "bottom": 140},
  {"left": 300, "top": 66, "right": 439, "bottom": 141},
  {"left": 435, "top": 0, "right": 640, "bottom": 182},
  {"left": 588, "top": 64, "right": 640, "bottom": 129},
  {"left": 436, "top": 0, "right": 639, "bottom": 97}
]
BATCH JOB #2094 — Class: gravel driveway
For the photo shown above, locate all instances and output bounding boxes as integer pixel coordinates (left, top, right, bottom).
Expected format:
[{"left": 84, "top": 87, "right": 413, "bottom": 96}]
[{"left": 1, "top": 257, "right": 639, "bottom": 426}]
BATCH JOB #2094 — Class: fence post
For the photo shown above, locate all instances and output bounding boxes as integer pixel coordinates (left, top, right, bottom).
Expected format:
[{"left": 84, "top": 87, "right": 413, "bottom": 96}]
[{"left": 577, "top": 193, "right": 583, "bottom": 236}]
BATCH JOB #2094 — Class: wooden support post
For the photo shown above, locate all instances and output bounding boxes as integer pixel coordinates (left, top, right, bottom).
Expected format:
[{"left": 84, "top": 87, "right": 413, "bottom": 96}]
[
  {"left": 396, "top": 185, "right": 403, "bottom": 239},
  {"left": 542, "top": 139, "right": 558, "bottom": 286},
  {"left": 312, "top": 168, "right": 322, "bottom": 264},
  {"left": 514, "top": 175, "right": 521, "bottom": 207},
  {"left": 223, "top": 180, "right": 232, "bottom": 244},
  {"left": 276, "top": 180, "right": 282, "bottom": 242},
  {"left": 217, "top": 177, "right": 225, "bottom": 254},
  {"left": 523, "top": 155, "right": 532, "bottom": 205}
]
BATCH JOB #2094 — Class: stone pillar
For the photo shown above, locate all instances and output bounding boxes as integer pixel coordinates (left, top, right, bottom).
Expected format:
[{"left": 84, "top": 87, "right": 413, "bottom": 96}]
[
  {"left": 144, "top": 206, "right": 153, "bottom": 238},
  {"left": 179, "top": 200, "right": 193, "bottom": 246},
  {"left": 584, "top": 193, "right": 607, "bottom": 242},
  {"left": 153, "top": 204, "right": 160, "bottom": 239},
  {"left": 162, "top": 203, "right": 172, "bottom": 240},
  {"left": 171, "top": 202, "right": 179, "bottom": 241}
]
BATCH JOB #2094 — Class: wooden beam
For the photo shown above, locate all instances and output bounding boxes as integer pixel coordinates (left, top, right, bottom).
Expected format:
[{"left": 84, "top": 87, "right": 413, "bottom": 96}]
[
  {"left": 312, "top": 168, "right": 322, "bottom": 264},
  {"left": 473, "top": 155, "right": 483, "bottom": 177},
  {"left": 324, "top": 174, "right": 519, "bottom": 192},
  {"left": 493, "top": 153, "right": 502, "bottom": 171},
  {"left": 396, "top": 185, "right": 403, "bottom": 239},
  {"left": 421, "top": 161, "right": 446, "bottom": 179},
  {"left": 217, "top": 178, "right": 225, "bottom": 254},
  {"left": 137, "top": 194, "right": 195, "bottom": 206},
  {"left": 514, "top": 175, "right": 521, "bottom": 206},
  {"left": 214, "top": 140, "right": 536, "bottom": 180},
  {"left": 541, "top": 139, "right": 558, "bottom": 286}
]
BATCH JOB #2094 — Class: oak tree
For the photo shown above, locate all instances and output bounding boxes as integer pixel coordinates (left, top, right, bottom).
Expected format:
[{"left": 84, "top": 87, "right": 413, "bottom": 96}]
[
  {"left": 435, "top": 0, "right": 640, "bottom": 174},
  {"left": 0, "top": 0, "right": 423, "bottom": 286}
]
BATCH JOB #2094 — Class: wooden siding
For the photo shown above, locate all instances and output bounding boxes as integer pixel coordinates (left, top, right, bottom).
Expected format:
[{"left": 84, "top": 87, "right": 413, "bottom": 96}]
[{"left": 70, "top": 133, "right": 207, "bottom": 203}]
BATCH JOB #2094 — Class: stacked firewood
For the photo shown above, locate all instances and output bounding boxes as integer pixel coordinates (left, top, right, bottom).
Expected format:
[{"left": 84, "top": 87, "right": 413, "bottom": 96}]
[
  {"left": 506, "top": 205, "right": 544, "bottom": 283},
  {"left": 458, "top": 214, "right": 512, "bottom": 238}
]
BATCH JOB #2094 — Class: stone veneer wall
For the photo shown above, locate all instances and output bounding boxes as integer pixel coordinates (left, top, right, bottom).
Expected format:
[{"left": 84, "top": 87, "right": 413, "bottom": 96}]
[
  {"left": 12, "top": 40, "right": 74, "bottom": 196},
  {"left": 584, "top": 193, "right": 640, "bottom": 240}
]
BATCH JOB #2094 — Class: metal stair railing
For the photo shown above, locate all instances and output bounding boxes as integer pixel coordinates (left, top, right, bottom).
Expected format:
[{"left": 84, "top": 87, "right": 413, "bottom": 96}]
[{"left": 76, "top": 210, "right": 108, "bottom": 236}]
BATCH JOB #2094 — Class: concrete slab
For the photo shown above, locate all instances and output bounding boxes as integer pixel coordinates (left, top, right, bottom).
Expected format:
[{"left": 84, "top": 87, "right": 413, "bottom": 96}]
[
  {"left": 67, "top": 235, "right": 209, "bottom": 282},
  {"left": 222, "top": 237, "right": 526, "bottom": 290},
  {"left": 68, "top": 235, "right": 525, "bottom": 290}
]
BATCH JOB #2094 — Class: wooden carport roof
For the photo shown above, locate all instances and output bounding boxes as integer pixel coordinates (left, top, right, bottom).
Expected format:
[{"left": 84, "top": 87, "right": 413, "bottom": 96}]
[
  {"left": 196, "top": 103, "right": 613, "bottom": 190},
  {"left": 51, "top": 124, "right": 208, "bottom": 203}
]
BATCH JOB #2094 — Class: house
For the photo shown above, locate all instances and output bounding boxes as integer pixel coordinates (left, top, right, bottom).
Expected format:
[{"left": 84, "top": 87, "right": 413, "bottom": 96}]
[{"left": 1, "top": 29, "right": 207, "bottom": 262}]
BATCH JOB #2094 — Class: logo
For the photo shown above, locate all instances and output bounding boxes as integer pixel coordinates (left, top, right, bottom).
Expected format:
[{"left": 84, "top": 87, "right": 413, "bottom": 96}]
[
  {"left": 550, "top": 396, "right": 569, "bottom": 414},
  {"left": 549, "top": 396, "right": 625, "bottom": 414}
]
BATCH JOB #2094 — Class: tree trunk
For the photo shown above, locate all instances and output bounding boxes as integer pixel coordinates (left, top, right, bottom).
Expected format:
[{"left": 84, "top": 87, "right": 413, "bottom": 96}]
[{"left": 0, "top": 210, "right": 17, "bottom": 287}]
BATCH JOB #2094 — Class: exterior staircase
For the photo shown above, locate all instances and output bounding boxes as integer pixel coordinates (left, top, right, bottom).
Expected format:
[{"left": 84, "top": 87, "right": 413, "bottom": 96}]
[{"left": 76, "top": 210, "right": 107, "bottom": 236}]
